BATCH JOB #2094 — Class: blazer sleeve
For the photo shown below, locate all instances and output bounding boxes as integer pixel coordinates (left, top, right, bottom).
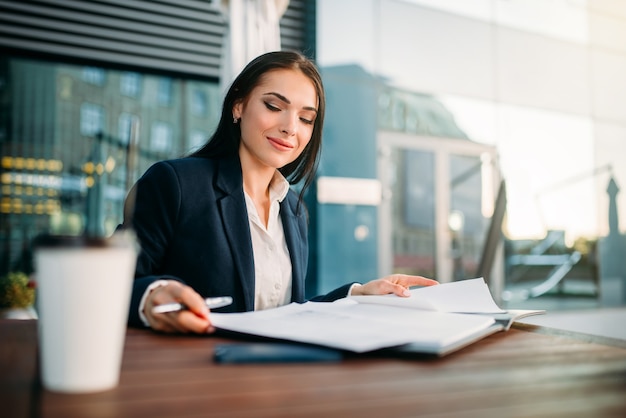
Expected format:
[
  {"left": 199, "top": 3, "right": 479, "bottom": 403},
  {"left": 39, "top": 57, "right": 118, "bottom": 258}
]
[
  {"left": 123, "top": 161, "right": 186, "bottom": 327},
  {"left": 309, "top": 283, "right": 356, "bottom": 302}
]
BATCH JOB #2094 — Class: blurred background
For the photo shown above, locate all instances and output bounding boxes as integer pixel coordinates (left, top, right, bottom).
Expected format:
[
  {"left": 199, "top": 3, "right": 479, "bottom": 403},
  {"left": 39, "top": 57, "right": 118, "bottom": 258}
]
[{"left": 1, "top": 0, "right": 625, "bottom": 312}]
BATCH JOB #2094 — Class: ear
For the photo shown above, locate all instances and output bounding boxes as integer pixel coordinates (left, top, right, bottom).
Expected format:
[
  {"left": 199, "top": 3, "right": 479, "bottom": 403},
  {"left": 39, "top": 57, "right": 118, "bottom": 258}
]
[{"left": 232, "top": 100, "right": 243, "bottom": 120}]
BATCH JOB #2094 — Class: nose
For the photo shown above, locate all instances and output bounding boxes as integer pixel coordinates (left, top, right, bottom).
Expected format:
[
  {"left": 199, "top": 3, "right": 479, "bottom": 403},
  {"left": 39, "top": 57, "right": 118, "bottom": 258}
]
[{"left": 280, "top": 113, "right": 297, "bottom": 136}]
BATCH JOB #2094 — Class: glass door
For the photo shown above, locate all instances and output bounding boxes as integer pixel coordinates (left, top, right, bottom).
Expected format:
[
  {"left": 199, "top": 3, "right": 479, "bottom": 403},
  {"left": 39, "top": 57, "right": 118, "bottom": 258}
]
[{"left": 378, "top": 131, "right": 501, "bottom": 287}]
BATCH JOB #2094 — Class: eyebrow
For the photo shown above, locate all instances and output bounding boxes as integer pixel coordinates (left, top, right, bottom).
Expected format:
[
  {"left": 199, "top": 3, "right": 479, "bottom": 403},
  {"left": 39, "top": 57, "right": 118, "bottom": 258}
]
[{"left": 263, "top": 92, "right": 318, "bottom": 113}]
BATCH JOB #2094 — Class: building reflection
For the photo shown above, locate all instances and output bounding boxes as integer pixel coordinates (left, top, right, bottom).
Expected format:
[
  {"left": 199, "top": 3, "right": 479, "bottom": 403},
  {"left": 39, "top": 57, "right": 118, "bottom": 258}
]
[{"left": 0, "top": 58, "right": 220, "bottom": 275}]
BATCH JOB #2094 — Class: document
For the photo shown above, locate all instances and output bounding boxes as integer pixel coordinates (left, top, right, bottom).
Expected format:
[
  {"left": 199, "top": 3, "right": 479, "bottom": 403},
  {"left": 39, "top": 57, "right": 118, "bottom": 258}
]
[
  {"left": 210, "top": 278, "right": 544, "bottom": 356},
  {"left": 350, "top": 277, "right": 506, "bottom": 313}
]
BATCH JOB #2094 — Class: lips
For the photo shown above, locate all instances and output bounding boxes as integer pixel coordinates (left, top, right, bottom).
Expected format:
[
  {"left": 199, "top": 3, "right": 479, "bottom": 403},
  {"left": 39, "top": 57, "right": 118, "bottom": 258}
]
[{"left": 268, "top": 136, "right": 294, "bottom": 150}]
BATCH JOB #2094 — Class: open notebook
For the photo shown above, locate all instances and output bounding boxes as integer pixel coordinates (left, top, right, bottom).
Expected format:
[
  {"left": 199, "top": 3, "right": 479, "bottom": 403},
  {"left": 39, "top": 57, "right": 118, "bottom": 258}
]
[{"left": 211, "top": 278, "right": 544, "bottom": 356}]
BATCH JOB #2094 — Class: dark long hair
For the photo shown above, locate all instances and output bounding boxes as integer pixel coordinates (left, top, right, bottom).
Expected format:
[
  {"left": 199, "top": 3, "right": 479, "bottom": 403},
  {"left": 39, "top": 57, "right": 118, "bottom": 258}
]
[{"left": 190, "top": 50, "right": 325, "bottom": 200}]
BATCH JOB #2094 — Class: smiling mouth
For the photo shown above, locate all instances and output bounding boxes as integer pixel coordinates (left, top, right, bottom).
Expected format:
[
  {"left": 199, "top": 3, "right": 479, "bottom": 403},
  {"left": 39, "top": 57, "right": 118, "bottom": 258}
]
[{"left": 268, "top": 137, "right": 294, "bottom": 150}]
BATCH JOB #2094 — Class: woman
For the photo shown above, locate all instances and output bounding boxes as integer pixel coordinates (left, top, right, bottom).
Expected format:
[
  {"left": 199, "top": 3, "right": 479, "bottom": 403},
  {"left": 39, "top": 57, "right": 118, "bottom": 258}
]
[{"left": 123, "top": 51, "right": 437, "bottom": 334}]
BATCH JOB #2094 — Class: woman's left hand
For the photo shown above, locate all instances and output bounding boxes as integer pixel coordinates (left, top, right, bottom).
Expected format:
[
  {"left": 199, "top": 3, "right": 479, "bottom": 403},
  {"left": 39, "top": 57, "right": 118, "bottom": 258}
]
[{"left": 350, "top": 274, "right": 439, "bottom": 297}]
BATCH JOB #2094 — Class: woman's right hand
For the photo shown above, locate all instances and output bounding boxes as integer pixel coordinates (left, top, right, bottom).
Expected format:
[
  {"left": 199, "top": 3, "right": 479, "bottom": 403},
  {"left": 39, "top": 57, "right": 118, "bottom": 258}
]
[{"left": 143, "top": 280, "right": 215, "bottom": 334}]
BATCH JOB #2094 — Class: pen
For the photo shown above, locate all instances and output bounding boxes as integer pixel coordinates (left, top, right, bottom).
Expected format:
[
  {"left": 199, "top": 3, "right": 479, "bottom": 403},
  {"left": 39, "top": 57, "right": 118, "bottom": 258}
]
[{"left": 152, "top": 296, "right": 233, "bottom": 314}]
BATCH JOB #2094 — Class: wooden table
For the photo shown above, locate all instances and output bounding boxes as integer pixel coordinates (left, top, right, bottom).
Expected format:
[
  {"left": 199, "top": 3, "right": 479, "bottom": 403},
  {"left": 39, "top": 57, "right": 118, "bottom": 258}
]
[{"left": 2, "top": 319, "right": 625, "bottom": 418}]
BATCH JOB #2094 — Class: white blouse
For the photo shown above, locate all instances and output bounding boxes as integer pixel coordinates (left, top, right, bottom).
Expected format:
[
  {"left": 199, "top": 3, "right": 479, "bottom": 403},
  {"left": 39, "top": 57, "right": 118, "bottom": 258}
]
[{"left": 244, "top": 170, "right": 292, "bottom": 310}]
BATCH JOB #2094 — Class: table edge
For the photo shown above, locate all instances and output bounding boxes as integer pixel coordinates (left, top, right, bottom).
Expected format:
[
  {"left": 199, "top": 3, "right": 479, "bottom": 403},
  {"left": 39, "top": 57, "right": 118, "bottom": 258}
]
[{"left": 513, "top": 322, "right": 626, "bottom": 349}]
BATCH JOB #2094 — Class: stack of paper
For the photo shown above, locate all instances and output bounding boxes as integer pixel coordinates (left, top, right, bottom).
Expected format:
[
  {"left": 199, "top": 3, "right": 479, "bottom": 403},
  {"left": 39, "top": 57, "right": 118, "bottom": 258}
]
[{"left": 211, "top": 278, "right": 544, "bottom": 356}]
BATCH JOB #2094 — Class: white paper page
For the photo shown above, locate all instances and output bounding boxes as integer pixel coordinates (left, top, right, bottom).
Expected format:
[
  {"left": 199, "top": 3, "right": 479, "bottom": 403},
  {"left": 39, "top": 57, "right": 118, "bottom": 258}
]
[
  {"left": 211, "top": 301, "right": 496, "bottom": 353},
  {"left": 349, "top": 277, "right": 506, "bottom": 314}
]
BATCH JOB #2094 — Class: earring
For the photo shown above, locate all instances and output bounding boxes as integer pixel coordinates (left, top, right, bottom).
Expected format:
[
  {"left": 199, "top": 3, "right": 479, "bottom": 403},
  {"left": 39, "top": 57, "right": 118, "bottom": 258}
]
[{"left": 233, "top": 116, "right": 238, "bottom": 124}]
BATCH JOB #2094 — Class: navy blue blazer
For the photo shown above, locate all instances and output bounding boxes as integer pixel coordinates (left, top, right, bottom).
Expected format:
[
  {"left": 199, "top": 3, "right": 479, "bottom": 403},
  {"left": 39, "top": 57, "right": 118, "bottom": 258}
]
[{"left": 124, "top": 155, "right": 353, "bottom": 327}]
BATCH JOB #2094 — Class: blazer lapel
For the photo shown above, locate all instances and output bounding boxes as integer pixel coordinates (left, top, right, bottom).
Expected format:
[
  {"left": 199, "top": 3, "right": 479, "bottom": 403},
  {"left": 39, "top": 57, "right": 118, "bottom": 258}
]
[
  {"left": 281, "top": 198, "right": 306, "bottom": 302},
  {"left": 215, "top": 156, "right": 255, "bottom": 311}
]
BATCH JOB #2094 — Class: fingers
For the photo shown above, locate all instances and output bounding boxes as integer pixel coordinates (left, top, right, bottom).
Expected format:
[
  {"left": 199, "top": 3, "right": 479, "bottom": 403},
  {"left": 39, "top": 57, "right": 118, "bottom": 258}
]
[
  {"left": 145, "top": 281, "right": 214, "bottom": 334},
  {"left": 178, "top": 285, "right": 210, "bottom": 320},
  {"left": 176, "top": 310, "right": 214, "bottom": 334},
  {"left": 382, "top": 274, "right": 439, "bottom": 297},
  {"left": 392, "top": 274, "right": 439, "bottom": 288},
  {"left": 357, "top": 274, "right": 439, "bottom": 297},
  {"left": 386, "top": 281, "right": 412, "bottom": 297},
  {"left": 356, "top": 279, "right": 408, "bottom": 297},
  {"left": 387, "top": 274, "right": 438, "bottom": 297}
]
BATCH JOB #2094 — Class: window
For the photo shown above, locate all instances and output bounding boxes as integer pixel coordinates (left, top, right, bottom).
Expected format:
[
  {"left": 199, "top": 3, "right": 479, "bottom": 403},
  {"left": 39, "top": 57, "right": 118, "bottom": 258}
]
[
  {"left": 118, "top": 113, "right": 138, "bottom": 145},
  {"left": 157, "top": 77, "right": 173, "bottom": 106},
  {"left": 189, "top": 130, "right": 207, "bottom": 152},
  {"left": 120, "top": 72, "right": 142, "bottom": 97},
  {"left": 80, "top": 103, "right": 104, "bottom": 136},
  {"left": 191, "top": 90, "right": 207, "bottom": 116},
  {"left": 82, "top": 67, "right": 105, "bottom": 85},
  {"left": 150, "top": 122, "right": 172, "bottom": 153}
]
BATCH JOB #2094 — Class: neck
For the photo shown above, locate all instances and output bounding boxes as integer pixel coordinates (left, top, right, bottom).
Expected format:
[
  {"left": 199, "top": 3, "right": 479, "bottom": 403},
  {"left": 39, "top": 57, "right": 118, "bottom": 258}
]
[
  {"left": 239, "top": 150, "right": 275, "bottom": 200},
  {"left": 243, "top": 171, "right": 273, "bottom": 202},
  {"left": 239, "top": 147, "right": 276, "bottom": 228}
]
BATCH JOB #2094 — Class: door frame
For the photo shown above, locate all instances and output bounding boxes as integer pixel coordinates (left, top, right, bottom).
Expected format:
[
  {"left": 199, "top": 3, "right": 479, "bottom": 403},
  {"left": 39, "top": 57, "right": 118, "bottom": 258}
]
[{"left": 377, "top": 131, "right": 501, "bottom": 286}]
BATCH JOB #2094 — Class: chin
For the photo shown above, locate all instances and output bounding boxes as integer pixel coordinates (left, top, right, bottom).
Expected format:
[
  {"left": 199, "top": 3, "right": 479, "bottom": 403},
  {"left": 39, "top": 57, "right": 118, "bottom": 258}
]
[{"left": 265, "top": 154, "right": 297, "bottom": 169}]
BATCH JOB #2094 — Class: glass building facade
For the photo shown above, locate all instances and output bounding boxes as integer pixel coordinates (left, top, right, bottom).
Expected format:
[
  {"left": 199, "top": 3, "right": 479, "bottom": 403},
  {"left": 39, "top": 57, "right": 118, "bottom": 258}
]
[{"left": 0, "top": 57, "right": 220, "bottom": 274}]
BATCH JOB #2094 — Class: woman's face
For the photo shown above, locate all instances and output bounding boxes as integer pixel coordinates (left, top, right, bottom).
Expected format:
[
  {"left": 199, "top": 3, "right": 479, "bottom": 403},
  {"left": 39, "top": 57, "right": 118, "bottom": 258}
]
[{"left": 233, "top": 68, "right": 318, "bottom": 171}]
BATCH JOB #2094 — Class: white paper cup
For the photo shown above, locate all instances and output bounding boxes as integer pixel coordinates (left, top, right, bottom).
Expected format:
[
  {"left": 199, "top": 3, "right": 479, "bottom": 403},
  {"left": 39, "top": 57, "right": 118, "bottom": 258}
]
[{"left": 34, "top": 232, "right": 137, "bottom": 393}]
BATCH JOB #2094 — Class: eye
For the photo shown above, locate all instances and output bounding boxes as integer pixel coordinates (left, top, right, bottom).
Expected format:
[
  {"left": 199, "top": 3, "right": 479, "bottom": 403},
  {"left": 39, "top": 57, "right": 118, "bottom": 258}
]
[
  {"left": 264, "top": 101, "right": 280, "bottom": 111},
  {"left": 300, "top": 117, "right": 314, "bottom": 125}
]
